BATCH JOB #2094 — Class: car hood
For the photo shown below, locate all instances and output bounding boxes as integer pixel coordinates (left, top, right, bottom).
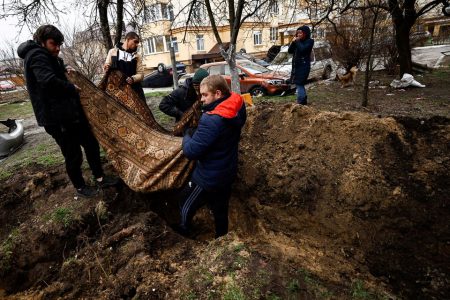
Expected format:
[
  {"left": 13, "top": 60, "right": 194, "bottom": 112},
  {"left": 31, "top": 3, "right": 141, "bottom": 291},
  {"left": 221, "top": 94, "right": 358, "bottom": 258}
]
[{"left": 250, "top": 71, "right": 290, "bottom": 80}]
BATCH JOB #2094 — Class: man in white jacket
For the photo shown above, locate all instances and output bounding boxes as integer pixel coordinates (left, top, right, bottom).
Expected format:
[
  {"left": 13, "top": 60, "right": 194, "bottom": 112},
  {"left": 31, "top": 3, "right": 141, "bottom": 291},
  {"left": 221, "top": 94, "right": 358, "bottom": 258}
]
[{"left": 104, "top": 32, "right": 145, "bottom": 101}]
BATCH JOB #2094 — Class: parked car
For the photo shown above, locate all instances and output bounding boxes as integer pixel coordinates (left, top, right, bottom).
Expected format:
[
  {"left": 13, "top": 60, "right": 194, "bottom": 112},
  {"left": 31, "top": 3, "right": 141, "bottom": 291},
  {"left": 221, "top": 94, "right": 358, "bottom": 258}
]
[
  {"left": 235, "top": 52, "right": 270, "bottom": 67},
  {"left": 0, "top": 119, "right": 24, "bottom": 158},
  {"left": 178, "top": 73, "right": 195, "bottom": 86},
  {"left": 267, "top": 41, "right": 334, "bottom": 80},
  {"left": 200, "top": 59, "right": 292, "bottom": 96},
  {"left": 0, "top": 80, "right": 16, "bottom": 92},
  {"left": 141, "top": 62, "right": 187, "bottom": 88}
]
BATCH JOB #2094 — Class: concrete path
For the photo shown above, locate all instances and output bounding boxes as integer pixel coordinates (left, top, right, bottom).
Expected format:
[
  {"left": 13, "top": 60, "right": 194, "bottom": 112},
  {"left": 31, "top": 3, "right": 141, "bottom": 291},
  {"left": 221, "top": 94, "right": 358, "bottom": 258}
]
[{"left": 412, "top": 44, "right": 450, "bottom": 68}]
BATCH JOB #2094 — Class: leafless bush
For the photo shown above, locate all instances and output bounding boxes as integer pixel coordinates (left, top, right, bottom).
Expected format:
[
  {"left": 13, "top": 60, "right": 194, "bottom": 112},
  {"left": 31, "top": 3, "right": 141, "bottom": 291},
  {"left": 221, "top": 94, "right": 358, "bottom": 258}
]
[
  {"left": 61, "top": 24, "right": 106, "bottom": 82},
  {"left": 380, "top": 34, "right": 398, "bottom": 75}
]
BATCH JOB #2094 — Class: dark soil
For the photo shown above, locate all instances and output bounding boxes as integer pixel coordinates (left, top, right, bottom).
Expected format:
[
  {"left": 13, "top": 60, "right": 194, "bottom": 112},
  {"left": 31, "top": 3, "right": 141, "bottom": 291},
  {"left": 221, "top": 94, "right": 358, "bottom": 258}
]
[{"left": 0, "top": 68, "right": 449, "bottom": 299}]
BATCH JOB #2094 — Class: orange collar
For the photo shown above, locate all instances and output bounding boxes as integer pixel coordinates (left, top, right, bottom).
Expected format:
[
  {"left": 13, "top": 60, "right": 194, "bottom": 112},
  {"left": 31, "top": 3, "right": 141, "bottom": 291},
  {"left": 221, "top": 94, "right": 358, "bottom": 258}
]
[{"left": 207, "top": 92, "right": 243, "bottom": 118}]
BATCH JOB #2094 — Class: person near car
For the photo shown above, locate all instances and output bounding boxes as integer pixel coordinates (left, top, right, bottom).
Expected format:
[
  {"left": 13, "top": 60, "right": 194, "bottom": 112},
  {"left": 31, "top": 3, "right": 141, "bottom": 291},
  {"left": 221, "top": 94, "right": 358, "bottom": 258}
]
[
  {"left": 17, "top": 25, "right": 119, "bottom": 198},
  {"left": 177, "top": 74, "right": 247, "bottom": 238},
  {"left": 103, "top": 31, "right": 145, "bottom": 102},
  {"left": 158, "top": 68, "right": 209, "bottom": 121},
  {"left": 288, "top": 25, "right": 314, "bottom": 105}
]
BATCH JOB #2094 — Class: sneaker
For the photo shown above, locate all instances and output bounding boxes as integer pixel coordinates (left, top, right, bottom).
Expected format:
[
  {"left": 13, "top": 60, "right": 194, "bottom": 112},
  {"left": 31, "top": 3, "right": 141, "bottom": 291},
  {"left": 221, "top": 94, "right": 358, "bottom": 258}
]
[
  {"left": 96, "top": 175, "right": 120, "bottom": 188},
  {"left": 76, "top": 185, "right": 99, "bottom": 198}
]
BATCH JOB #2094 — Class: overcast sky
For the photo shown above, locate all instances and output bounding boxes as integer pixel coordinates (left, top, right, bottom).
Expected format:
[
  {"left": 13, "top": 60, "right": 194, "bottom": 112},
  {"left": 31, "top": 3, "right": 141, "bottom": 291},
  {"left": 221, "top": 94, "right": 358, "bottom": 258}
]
[{"left": 0, "top": 2, "right": 90, "bottom": 50}]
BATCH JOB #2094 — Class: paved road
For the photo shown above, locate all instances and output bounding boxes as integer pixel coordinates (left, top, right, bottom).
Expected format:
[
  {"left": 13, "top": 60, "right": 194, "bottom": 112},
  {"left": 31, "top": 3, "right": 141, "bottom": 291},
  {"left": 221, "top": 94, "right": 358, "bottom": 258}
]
[
  {"left": 412, "top": 45, "right": 450, "bottom": 68},
  {"left": 143, "top": 86, "right": 174, "bottom": 94}
]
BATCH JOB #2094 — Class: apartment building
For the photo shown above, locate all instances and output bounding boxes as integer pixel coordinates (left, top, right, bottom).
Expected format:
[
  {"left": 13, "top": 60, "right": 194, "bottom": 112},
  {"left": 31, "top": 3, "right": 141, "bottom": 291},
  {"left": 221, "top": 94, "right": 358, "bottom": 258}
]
[{"left": 138, "top": 0, "right": 316, "bottom": 71}]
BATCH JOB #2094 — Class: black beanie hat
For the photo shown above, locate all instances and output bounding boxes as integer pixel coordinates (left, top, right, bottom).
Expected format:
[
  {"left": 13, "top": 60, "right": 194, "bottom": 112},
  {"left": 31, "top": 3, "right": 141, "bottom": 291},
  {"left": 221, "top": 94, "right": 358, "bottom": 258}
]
[{"left": 192, "top": 68, "right": 209, "bottom": 84}]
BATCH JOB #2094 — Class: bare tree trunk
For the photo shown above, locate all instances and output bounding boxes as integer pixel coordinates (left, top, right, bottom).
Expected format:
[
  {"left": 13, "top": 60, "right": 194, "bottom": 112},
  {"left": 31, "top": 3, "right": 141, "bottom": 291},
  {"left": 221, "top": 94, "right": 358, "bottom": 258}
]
[
  {"left": 114, "top": 0, "right": 124, "bottom": 45},
  {"left": 388, "top": 0, "right": 417, "bottom": 76},
  {"left": 98, "top": 0, "right": 113, "bottom": 50},
  {"left": 227, "top": 44, "right": 240, "bottom": 94},
  {"left": 395, "top": 24, "right": 413, "bottom": 75},
  {"left": 362, "top": 7, "right": 379, "bottom": 107},
  {"left": 170, "top": 39, "right": 179, "bottom": 89}
]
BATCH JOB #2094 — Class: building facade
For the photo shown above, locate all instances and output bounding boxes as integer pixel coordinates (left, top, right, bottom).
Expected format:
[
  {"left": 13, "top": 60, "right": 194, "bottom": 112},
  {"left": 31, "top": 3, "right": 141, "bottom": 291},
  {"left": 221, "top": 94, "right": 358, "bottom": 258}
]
[{"left": 138, "top": 0, "right": 319, "bottom": 72}]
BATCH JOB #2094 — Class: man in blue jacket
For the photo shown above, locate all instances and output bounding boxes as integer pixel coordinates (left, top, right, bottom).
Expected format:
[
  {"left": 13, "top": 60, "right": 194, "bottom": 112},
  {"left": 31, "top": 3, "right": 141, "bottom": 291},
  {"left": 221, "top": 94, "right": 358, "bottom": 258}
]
[
  {"left": 179, "top": 75, "right": 247, "bottom": 238},
  {"left": 288, "top": 25, "right": 314, "bottom": 105},
  {"left": 17, "top": 25, "right": 118, "bottom": 198}
]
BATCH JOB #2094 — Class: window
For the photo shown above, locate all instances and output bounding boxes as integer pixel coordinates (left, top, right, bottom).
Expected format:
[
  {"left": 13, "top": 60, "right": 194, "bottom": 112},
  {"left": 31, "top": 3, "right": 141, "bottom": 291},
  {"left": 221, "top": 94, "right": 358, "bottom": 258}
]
[
  {"left": 161, "top": 3, "right": 175, "bottom": 20},
  {"left": 270, "top": 27, "right": 278, "bottom": 41},
  {"left": 196, "top": 34, "right": 205, "bottom": 51},
  {"left": 144, "top": 36, "right": 166, "bottom": 54},
  {"left": 165, "top": 36, "right": 178, "bottom": 52},
  {"left": 154, "top": 35, "right": 165, "bottom": 52},
  {"left": 144, "top": 3, "right": 174, "bottom": 22},
  {"left": 253, "top": 31, "right": 262, "bottom": 45},
  {"left": 269, "top": 0, "right": 279, "bottom": 14},
  {"left": 144, "top": 38, "right": 156, "bottom": 54},
  {"left": 223, "top": 65, "right": 230, "bottom": 75},
  {"left": 193, "top": 2, "right": 205, "bottom": 22},
  {"left": 209, "top": 65, "right": 222, "bottom": 75}
]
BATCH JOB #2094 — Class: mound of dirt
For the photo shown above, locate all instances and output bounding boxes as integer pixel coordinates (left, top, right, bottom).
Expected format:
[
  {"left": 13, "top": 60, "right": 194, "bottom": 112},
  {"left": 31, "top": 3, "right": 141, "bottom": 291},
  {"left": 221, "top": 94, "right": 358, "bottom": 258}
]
[
  {"left": 0, "top": 102, "right": 448, "bottom": 299},
  {"left": 235, "top": 103, "right": 449, "bottom": 299}
]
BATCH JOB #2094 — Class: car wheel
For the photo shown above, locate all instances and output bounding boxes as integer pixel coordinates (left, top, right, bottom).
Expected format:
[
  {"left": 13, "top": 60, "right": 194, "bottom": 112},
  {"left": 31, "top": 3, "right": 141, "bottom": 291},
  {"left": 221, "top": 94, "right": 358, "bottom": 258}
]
[
  {"left": 249, "top": 86, "right": 266, "bottom": 97},
  {"left": 157, "top": 63, "right": 166, "bottom": 73},
  {"left": 322, "top": 66, "right": 332, "bottom": 79}
]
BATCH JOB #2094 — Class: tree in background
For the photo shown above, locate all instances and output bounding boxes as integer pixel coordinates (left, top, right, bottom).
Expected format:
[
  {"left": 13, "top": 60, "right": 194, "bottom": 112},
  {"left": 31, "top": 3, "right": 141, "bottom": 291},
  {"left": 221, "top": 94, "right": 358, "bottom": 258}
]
[
  {"left": 61, "top": 25, "right": 107, "bottom": 82},
  {"left": 174, "top": 0, "right": 276, "bottom": 93},
  {"left": 0, "top": 0, "right": 147, "bottom": 51},
  {"left": 305, "top": 0, "right": 445, "bottom": 75}
]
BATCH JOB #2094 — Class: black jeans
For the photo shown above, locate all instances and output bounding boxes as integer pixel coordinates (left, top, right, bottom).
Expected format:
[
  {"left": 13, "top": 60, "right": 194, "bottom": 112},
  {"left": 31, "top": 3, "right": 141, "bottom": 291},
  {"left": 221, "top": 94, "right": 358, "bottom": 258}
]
[
  {"left": 44, "top": 122, "right": 103, "bottom": 189},
  {"left": 179, "top": 181, "right": 231, "bottom": 238}
]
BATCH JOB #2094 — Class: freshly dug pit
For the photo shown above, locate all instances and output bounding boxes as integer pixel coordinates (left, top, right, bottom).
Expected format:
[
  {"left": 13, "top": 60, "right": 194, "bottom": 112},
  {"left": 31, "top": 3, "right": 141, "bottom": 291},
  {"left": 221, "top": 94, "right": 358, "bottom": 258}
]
[{"left": 0, "top": 103, "right": 448, "bottom": 299}]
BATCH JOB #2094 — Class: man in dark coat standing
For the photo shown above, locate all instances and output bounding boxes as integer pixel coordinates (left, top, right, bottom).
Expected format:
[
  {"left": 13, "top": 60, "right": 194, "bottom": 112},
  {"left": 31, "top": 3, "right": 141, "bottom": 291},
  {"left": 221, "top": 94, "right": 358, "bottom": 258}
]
[
  {"left": 288, "top": 25, "right": 314, "bottom": 105},
  {"left": 159, "top": 68, "right": 209, "bottom": 121},
  {"left": 17, "top": 25, "right": 118, "bottom": 198}
]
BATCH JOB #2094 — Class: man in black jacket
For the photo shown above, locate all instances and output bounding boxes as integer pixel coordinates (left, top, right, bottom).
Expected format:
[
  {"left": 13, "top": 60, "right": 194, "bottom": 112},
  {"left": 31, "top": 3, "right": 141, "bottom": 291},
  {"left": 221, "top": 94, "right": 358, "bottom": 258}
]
[
  {"left": 17, "top": 25, "right": 118, "bottom": 198},
  {"left": 159, "top": 68, "right": 209, "bottom": 121}
]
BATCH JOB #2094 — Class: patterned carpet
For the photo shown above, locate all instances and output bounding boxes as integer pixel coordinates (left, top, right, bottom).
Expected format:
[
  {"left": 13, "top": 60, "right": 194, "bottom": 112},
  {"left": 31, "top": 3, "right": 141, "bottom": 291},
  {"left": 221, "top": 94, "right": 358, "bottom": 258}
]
[{"left": 68, "top": 70, "right": 195, "bottom": 192}]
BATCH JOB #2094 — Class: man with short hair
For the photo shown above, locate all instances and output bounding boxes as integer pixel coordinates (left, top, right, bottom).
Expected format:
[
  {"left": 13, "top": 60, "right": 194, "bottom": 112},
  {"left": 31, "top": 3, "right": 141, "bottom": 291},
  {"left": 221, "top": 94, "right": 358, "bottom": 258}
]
[
  {"left": 103, "top": 32, "right": 145, "bottom": 101},
  {"left": 17, "top": 24, "right": 118, "bottom": 198},
  {"left": 178, "top": 75, "right": 247, "bottom": 238}
]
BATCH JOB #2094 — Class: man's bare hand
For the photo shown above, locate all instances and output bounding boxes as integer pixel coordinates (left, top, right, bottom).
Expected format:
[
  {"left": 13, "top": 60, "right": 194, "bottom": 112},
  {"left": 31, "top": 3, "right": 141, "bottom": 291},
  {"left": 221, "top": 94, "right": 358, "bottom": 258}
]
[
  {"left": 126, "top": 77, "right": 134, "bottom": 84},
  {"left": 103, "top": 64, "right": 110, "bottom": 72},
  {"left": 66, "top": 65, "right": 76, "bottom": 74}
]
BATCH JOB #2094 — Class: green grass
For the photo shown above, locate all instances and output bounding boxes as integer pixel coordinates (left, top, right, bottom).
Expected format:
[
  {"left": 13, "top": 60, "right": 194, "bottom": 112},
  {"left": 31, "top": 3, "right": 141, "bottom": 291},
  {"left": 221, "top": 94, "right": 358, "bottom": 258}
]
[
  {"left": 0, "top": 169, "right": 13, "bottom": 181},
  {"left": 0, "top": 139, "right": 63, "bottom": 182},
  {"left": 45, "top": 207, "right": 74, "bottom": 227},
  {"left": 287, "top": 278, "right": 301, "bottom": 293},
  {"left": 0, "top": 101, "right": 34, "bottom": 120},
  {"left": 351, "top": 280, "right": 371, "bottom": 299},
  {"left": 0, "top": 228, "right": 20, "bottom": 273},
  {"left": 252, "top": 94, "right": 296, "bottom": 105},
  {"left": 144, "top": 91, "right": 170, "bottom": 97},
  {"left": 151, "top": 108, "right": 175, "bottom": 129},
  {"left": 223, "top": 283, "right": 246, "bottom": 300},
  {"left": 431, "top": 69, "right": 450, "bottom": 79}
]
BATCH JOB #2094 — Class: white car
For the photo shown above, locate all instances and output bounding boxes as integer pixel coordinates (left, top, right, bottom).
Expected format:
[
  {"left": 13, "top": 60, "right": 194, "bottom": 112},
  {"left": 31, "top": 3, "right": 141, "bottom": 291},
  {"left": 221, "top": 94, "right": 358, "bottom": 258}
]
[
  {"left": 0, "top": 80, "right": 16, "bottom": 92},
  {"left": 177, "top": 73, "right": 194, "bottom": 86},
  {"left": 0, "top": 119, "right": 24, "bottom": 158},
  {"left": 268, "top": 41, "right": 334, "bottom": 80}
]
